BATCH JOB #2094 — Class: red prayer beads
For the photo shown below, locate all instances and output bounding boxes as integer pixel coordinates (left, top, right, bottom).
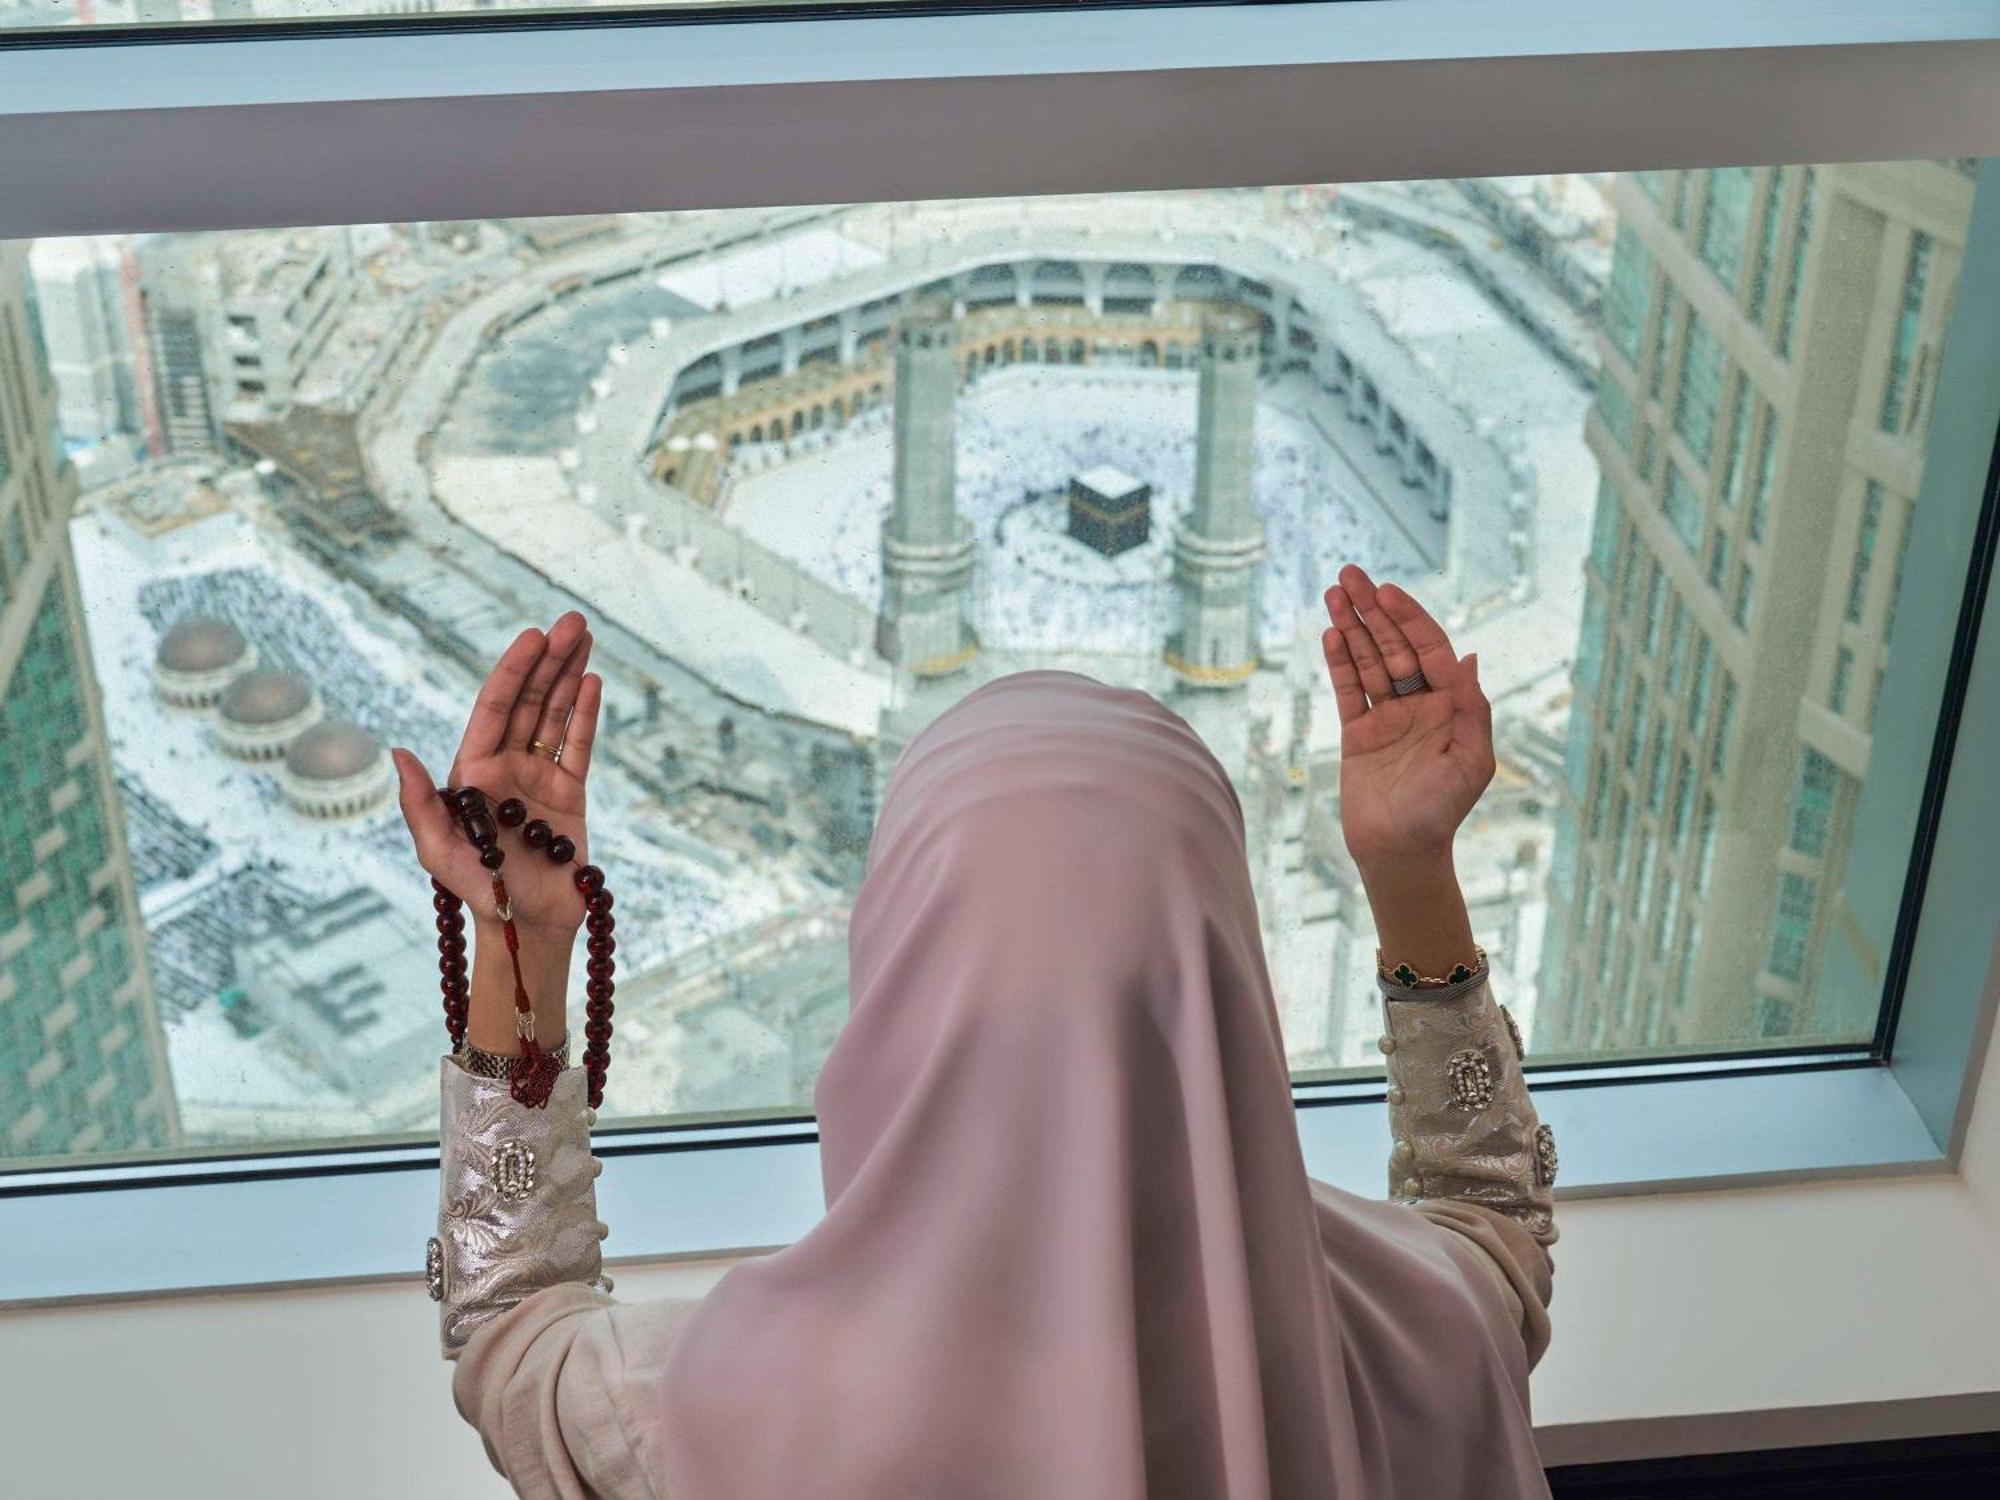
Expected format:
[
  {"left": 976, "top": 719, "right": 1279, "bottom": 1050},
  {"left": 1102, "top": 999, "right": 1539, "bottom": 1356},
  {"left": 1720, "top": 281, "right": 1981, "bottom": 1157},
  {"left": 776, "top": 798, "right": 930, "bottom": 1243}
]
[{"left": 430, "top": 783, "right": 616, "bottom": 1110}]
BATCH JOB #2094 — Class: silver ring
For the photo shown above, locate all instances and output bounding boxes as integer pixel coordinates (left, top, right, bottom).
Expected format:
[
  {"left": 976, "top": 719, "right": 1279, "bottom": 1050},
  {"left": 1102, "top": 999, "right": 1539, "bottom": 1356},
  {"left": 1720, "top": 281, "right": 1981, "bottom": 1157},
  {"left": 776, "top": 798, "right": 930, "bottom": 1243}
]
[{"left": 1390, "top": 670, "right": 1429, "bottom": 696}]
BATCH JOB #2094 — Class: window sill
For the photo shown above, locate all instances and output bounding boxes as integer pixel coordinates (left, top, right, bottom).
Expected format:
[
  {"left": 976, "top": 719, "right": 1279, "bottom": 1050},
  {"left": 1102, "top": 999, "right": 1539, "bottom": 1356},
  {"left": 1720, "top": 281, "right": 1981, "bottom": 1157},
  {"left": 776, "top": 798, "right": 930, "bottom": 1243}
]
[{"left": 0, "top": 1051, "right": 1945, "bottom": 1305}]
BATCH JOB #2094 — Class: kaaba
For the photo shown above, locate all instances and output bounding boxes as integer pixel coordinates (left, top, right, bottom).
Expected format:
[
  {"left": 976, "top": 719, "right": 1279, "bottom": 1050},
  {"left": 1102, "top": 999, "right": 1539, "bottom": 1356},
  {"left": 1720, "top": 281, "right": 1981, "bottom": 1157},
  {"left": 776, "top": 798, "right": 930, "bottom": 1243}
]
[{"left": 1067, "top": 465, "right": 1153, "bottom": 557}]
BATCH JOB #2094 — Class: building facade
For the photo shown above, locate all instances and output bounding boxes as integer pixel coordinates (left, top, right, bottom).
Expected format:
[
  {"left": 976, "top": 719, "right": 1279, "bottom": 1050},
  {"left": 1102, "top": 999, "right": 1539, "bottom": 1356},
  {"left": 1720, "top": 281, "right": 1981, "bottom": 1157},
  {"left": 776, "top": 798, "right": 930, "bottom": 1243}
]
[
  {"left": 28, "top": 237, "right": 142, "bottom": 451},
  {"left": 1538, "top": 162, "right": 1975, "bottom": 1053},
  {"left": 0, "top": 242, "right": 180, "bottom": 1160}
]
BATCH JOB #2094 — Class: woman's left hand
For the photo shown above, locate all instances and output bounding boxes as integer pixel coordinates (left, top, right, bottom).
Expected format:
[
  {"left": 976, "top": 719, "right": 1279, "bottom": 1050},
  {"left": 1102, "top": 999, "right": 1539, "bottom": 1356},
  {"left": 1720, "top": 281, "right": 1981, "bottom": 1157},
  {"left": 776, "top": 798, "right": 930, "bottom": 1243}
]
[
  {"left": 392, "top": 610, "right": 602, "bottom": 938},
  {"left": 1320, "top": 563, "right": 1494, "bottom": 871}
]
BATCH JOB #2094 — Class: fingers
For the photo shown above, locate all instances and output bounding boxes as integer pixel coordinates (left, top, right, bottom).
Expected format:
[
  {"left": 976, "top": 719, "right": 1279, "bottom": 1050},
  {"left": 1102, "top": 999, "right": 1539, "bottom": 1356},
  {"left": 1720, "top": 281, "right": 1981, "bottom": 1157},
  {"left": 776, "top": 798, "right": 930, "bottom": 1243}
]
[
  {"left": 561, "top": 672, "right": 603, "bottom": 780},
  {"left": 391, "top": 747, "right": 455, "bottom": 875},
  {"left": 1369, "top": 577, "right": 1462, "bottom": 697},
  {"left": 504, "top": 611, "right": 589, "bottom": 753},
  {"left": 1325, "top": 582, "right": 1394, "bottom": 701},
  {"left": 455, "top": 626, "right": 545, "bottom": 769},
  {"left": 533, "top": 627, "right": 593, "bottom": 752},
  {"left": 1450, "top": 652, "right": 1497, "bottom": 778},
  {"left": 1320, "top": 628, "right": 1370, "bottom": 726},
  {"left": 1336, "top": 564, "right": 1429, "bottom": 688}
]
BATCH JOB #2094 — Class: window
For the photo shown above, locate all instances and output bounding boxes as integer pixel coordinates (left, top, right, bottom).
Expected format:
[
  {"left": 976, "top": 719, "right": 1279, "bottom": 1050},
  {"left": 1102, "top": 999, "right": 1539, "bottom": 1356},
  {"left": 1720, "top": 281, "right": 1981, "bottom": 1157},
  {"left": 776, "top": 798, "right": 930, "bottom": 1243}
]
[
  {"left": 1670, "top": 751, "right": 1694, "bottom": 845},
  {"left": 1663, "top": 598, "right": 1689, "bottom": 698},
  {"left": 1832, "top": 644, "right": 1855, "bottom": 714},
  {"left": 1650, "top": 284, "right": 1679, "bottom": 400},
  {"left": 1673, "top": 311, "right": 1725, "bottom": 464},
  {"left": 1881, "top": 231, "right": 1934, "bottom": 433},
  {"left": 1748, "top": 403, "right": 1777, "bottom": 542},
  {"left": 0, "top": 4, "right": 1994, "bottom": 1318},
  {"left": 1699, "top": 167, "right": 1754, "bottom": 291},
  {"left": 1604, "top": 223, "right": 1652, "bottom": 368},
  {"left": 1883, "top": 508, "right": 1914, "bottom": 638},
  {"left": 1789, "top": 748, "right": 1842, "bottom": 858},
  {"left": 1720, "top": 377, "right": 1752, "bottom": 507},
  {"left": 1748, "top": 169, "right": 1787, "bottom": 323},
  {"left": 1846, "top": 482, "right": 1885, "bottom": 623},
  {"left": 1643, "top": 558, "right": 1665, "bottom": 653},
  {"left": 1665, "top": 463, "right": 1704, "bottom": 554},
  {"left": 1596, "top": 375, "right": 1636, "bottom": 453},
  {"left": 1688, "top": 634, "right": 1716, "bottom": 738},
  {"left": 1766, "top": 871, "right": 1819, "bottom": 983},
  {"left": 1777, "top": 166, "right": 1818, "bottom": 356},
  {"left": 1711, "top": 671, "right": 1738, "bottom": 774},
  {"left": 1732, "top": 563, "right": 1754, "bottom": 630},
  {"left": 1577, "top": 587, "right": 1608, "bottom": 695},
  {"left": 1589, "top": 477, "right": 1622, "bottom": 580},
  {"left": 1647, "top": 721, "right": 1671, "bottom": 812}
]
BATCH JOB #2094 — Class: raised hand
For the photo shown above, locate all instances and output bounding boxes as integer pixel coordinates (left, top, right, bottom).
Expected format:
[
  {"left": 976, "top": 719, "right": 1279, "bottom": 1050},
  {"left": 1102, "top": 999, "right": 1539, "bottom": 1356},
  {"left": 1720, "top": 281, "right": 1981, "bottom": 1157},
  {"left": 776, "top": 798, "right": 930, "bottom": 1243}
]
[
  {"left": 1321, "top": 564, "right": 1494, "bottom": 872},
  {"left": 392, "top": 611, "right": 602, "bottom": 936}
]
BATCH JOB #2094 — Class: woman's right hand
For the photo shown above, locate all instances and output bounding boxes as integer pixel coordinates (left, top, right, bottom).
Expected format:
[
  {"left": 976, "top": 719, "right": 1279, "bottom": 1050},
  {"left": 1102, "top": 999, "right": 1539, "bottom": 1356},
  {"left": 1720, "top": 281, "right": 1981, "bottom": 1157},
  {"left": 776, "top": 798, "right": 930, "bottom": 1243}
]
[{"left": 392, "top": 611, "right": 603, "bottom": 938}]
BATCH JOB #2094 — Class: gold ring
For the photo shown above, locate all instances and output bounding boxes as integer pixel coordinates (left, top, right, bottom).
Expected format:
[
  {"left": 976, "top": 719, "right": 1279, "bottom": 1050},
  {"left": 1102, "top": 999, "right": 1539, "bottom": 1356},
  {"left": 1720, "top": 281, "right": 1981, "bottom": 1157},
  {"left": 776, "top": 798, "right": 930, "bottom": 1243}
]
[{"left": 527, "top": 738, "right": 563, "bottom": 762}]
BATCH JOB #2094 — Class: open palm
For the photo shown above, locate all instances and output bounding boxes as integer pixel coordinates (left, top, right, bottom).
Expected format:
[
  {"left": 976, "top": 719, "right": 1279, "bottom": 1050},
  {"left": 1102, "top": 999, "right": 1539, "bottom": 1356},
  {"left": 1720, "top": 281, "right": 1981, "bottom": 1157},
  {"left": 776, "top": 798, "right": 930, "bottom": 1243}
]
[
  {"left": 1320, "top": 564, "right": 1495, "bottom": 869},
  {"left": 391, "top": 611, "right": 603, "bottom": 935}
]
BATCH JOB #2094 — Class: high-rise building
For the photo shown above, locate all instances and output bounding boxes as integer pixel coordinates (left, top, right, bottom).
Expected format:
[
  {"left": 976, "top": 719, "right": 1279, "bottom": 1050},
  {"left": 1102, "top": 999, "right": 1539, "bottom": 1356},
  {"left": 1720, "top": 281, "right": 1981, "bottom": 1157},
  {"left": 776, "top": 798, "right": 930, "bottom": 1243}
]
[
  {"left": 28, "top": 237, "right": 141, "bottom": 450},
  {"left": 0, "top": 242, "right": 180, "bottom": 1160},
  {"left": 1166, "top": 304, "right": 1267, "bottom": 688},
  {"left": 1538, "top": 163, "right": 1974, "bottom": 1053},
  {"left": 877, "top": 299, "right": 977, "bottom": 676}
]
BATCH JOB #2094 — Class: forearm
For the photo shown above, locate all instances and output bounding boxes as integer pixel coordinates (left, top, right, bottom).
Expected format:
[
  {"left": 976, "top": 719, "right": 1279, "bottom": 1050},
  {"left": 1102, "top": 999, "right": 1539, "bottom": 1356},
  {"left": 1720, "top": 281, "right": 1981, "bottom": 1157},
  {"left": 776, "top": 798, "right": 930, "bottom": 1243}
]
[
  {"left": 1357, "top": 849, "right": 1477, "bottom": 976},
  {"left": 466, "top": 919, "right": 575, "bottom": 1054}
]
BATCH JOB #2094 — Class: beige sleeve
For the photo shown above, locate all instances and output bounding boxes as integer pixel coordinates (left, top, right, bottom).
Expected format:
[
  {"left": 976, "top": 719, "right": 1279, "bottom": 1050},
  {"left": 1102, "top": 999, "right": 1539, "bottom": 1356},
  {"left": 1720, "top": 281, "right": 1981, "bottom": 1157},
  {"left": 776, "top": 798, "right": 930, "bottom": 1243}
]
[
  {"left": 451, "top": 1281, "right": 703, "bottom": 1500},
  {"left": 1377, "top": 971, "right": 1559, "bottom": 1372}
]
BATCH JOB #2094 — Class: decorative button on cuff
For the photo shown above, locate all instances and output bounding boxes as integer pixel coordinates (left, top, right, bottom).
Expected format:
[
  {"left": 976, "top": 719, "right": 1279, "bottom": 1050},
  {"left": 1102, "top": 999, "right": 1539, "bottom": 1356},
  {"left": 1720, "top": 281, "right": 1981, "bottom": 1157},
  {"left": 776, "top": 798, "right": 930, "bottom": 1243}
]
[
  {"left": 492, "top": 1139, "right": 538, "bottom": 1203},
  {"left": 1534, "top": 1124, "right": 1559, "bottom": 1186},
  {"left": 1445, "top": 1049, "right": 1495, "bottom": 1110},
  {"left": 1377, "top": 1035, "right": 1396, "bottom": 1055},
  {"left": 1390, "top": 1139, "right": 1413, "bottom": 1166}
]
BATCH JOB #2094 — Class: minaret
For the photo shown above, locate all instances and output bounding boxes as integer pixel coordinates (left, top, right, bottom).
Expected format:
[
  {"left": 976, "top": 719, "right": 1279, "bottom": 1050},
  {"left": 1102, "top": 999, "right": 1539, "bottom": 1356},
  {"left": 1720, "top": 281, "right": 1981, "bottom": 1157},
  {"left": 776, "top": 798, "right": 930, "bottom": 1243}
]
[
  {"left": 1166, "top": 305, "right": 1267, "bottom": 686},
  {"left": 878, "top": 299, "right": 977, "bottom": 676}
]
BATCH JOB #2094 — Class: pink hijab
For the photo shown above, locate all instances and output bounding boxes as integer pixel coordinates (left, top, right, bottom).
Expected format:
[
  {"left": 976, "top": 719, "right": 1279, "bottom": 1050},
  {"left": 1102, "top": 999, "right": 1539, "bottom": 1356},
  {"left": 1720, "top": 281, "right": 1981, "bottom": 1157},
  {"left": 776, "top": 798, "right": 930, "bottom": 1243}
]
[{"left": 654, "top": 670, "right": 1549, "bottom": 1498}]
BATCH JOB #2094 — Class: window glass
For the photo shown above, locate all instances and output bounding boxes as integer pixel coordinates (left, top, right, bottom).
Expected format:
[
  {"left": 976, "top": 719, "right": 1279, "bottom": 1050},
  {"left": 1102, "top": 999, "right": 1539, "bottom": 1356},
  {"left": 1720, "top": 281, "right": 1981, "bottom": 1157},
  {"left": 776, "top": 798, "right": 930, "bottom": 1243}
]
[
  {"left": 1, "top": 158, "right": 1985, "bottom": 1166},
  {"left": 1699, "top": 168, "right": 1754, "bottom": 291},
  {"left": 1881, "top": 231, "right": 1934, "bottom": 433},
  {"left": 1748, "top": 169, "right": 1787, "bottom": 324},
  {"left": 1674, "top": 312, "right": 1724, "bottom": 463},
  {"left": 1604, "top": 223, "right": 1653, "bottom": 367},
  {"left": 1846, "top": 481, "right": 1885, "bottom": 623},
  {"left": 1777, "top": 167, "right": 1818, "bottom": 356},
  {"left": 1665, "top": 463, "right": 1704, "bottom": 554}
]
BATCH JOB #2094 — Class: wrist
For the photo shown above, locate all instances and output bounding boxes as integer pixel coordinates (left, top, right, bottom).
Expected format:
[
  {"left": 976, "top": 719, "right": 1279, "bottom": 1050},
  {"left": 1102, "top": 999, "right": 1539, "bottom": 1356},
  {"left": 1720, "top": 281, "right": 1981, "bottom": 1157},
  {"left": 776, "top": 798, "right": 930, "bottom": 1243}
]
[{"left": 1354, "top": 846, "right": 1457, "bottom": 893}]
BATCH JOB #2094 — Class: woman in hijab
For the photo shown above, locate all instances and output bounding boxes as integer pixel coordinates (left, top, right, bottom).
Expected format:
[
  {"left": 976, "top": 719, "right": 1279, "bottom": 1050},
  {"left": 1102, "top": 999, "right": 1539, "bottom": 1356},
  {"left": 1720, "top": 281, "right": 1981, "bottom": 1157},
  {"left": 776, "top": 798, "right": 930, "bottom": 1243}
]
[{"left": 393, "top": 562, "right": 1559, "bottom": 1500}]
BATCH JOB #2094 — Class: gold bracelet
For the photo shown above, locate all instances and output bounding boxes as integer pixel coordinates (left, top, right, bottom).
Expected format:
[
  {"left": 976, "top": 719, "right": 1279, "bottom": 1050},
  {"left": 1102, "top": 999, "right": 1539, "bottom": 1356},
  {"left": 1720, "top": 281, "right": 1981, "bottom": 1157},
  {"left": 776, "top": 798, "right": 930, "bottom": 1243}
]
[{"left": 1375, "top": 943, "right": 1486, "bottom": 989}]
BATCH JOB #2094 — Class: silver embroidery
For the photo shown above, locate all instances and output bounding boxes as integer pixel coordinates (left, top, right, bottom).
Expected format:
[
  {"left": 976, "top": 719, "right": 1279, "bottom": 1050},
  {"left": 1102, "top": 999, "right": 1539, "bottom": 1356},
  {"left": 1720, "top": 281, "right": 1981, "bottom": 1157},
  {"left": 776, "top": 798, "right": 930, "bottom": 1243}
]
[
  {"left": 1534, "top": 1123, "right": 1559, "bottom": 1187},
  {"left": 492, "top": 1139, "right": 537, "bottom": 1203},
  {"left": 1380, "top": 978, "right": 1559, "bottom": 1249},
  {"left": 1501, "top": 1003, "right": 1526, "bottom": 1060},
  {"left": 435, "top": 1061, "right": 606, "bottom": 1357},
  {"left": 425, "top": 1237, "right": 445, "bottom": 1302},
  {"left": 1445, "top": 1048, "right": 1495, "bottom": 1109}
]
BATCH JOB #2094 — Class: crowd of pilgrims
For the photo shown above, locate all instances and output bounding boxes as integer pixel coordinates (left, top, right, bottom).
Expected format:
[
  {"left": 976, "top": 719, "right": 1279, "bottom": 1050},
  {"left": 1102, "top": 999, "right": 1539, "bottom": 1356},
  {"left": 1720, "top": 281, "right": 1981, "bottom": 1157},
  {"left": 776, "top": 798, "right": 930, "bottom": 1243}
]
[{"left": 720, "top": 366, "right": 1419, "bottom": 656}]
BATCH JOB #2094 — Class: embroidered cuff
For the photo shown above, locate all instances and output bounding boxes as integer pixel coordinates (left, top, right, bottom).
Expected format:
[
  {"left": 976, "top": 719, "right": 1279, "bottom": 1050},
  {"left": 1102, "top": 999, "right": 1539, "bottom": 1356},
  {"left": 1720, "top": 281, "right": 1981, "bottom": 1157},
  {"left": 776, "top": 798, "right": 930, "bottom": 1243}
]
[
  {"left": 1378, "top": 975, "right": 1558, "bottom": 1248},
  {"left": 429, "top": 1056, "right": 611, "bottom": 1359}
]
